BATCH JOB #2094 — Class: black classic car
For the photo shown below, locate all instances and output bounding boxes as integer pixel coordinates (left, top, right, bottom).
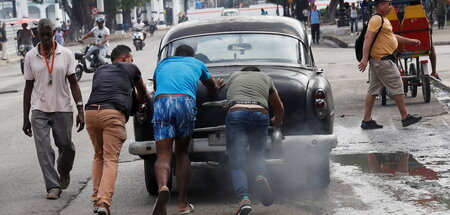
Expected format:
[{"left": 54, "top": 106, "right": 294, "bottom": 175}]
[{"left": 129, "top": 16, "right": 337, "bottom": 195}]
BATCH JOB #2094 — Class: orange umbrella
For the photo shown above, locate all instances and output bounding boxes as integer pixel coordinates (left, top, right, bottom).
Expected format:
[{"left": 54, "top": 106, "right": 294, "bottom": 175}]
[{"left": 9, "top": 18, "right": 39, "bottom": 25}]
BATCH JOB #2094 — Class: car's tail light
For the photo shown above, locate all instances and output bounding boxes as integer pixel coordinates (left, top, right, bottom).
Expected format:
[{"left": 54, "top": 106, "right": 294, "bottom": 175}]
[
  {"left": 314, "top": 89, "right": 327, "bottom": 119},
  {"left": 315, "top": 89, "right": 326, "bottom": 99}
]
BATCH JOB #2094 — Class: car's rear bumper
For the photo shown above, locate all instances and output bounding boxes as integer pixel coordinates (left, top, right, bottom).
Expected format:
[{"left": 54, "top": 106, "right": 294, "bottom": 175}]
[{"left": 128, "top": 134, "right": 337, "bottom": 157}]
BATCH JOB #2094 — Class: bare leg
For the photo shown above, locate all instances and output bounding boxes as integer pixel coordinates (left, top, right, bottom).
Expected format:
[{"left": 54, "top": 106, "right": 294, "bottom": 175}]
[
  {"left": 363, "top": 95, "right": 377, "bottom": 121},
  {"left": 174, "top": 136, "right": 191, "bottom": 212},
  {"left": 155, "top": 138, "right": 175, "bottom": 190},
  {"left": 392, "top": 94, "right": 408, "bottom": 119},
  {"left": 430, "top": 45, "right": 437, "bottom": 75}
]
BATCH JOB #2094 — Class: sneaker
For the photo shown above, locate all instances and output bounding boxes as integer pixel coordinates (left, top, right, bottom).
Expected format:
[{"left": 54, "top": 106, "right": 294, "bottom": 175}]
[
  {"left": 97, "top": 203, "right": 111, "bottom": 215},
  {"left": 431, "top": 73, "right": 442, "bottom": 81},
  {"left": 360, "top": 120, "right": 383, "bottom": 129},
  {"left": 401, "top": 114, "right": 422, "bottom": 127},
  {"left": 254, "top": 176, "right": 274, "bottom": 206},
  {"left": 46, "top": 188, "right": 61, "bottom": 199},
  {"left": 236, "top": 198, "right": 252, "bottom": 215},
  {"left": 351, "top": 33, "right": 354, "bottom": 36},
  {"left": 93, "top": 201, "right": 99, "bottom": 213},
  {"left": 60, "top": 174, "right": 70, "bottom": 189}
]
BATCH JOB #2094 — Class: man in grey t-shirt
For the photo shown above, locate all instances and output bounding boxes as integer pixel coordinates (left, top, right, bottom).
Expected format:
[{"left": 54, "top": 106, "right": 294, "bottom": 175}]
[{"left": 225, "top": 66, "right": 284, "bottom": 215}]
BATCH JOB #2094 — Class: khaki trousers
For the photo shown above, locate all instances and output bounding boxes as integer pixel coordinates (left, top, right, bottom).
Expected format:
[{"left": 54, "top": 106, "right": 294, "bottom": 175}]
[
  {"left": 2, "top": 42, "right": 8, "bottom": 59},
  {"left": 85, "top": 109, "right": 127, "bottom": 206}
]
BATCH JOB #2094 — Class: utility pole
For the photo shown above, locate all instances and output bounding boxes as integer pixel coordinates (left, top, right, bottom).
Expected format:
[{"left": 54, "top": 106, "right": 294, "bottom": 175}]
[
  {"left": 116, "top": 0, "right": 124, "bottom": 34},
  {"left": 97, "top": 0, "right": 105, "bottom": 18}
]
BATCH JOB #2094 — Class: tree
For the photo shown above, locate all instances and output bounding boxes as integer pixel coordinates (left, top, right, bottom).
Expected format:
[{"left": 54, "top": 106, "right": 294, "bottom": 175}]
[
  {"left": 326, "top": 0, "right": 339, "bottom": 24},
  {"left": 61, "top": 0, "right": 95, "bottom": 42}
]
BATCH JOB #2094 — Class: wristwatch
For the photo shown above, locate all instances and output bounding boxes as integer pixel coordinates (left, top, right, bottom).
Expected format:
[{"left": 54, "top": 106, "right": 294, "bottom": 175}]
[{"left": 76, "top": 101, "right": 83, "bottom": 106}]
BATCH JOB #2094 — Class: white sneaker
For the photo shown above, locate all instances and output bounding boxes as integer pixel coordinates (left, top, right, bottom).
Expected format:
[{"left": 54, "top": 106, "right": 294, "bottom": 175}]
[{"left": 350, "top": 33, "right": 354, "bottom": 36}]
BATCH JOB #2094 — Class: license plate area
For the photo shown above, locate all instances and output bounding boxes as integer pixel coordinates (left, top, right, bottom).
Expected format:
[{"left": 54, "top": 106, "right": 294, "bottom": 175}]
[{"left": 208, "top": 132, "right": 226, "bottom": 146}]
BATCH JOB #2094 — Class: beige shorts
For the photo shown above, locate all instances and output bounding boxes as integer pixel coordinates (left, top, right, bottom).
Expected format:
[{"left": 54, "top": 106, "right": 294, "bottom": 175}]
[{"left": 367, "top": 59, "right": 403, "bottom": 96}]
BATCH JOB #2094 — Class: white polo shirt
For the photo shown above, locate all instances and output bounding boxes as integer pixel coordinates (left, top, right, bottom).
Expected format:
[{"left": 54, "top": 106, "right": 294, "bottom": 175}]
[{"left": 23, "top": 42, "right": 76, "bottom": 113}]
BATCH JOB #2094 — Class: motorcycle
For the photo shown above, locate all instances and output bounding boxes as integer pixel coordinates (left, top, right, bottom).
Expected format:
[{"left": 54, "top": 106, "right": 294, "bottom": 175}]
[
  {"left": 148, "top": 23, "right": 157, "bottom": 36},
  {"left": 132, "top": 29, "right": 145, "bottom": 51},
  {"left": 74, "top": 42, "right": 109, "bottom": 81}
]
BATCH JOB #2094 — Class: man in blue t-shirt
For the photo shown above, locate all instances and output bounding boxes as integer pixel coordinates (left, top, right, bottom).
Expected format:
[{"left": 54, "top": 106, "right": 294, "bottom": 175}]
[
  {"left": 151, "top": 45, "right": 224, "bottom": 215},
  {"left": 308, "top": 5, "right": 321, "bottom": 44}
]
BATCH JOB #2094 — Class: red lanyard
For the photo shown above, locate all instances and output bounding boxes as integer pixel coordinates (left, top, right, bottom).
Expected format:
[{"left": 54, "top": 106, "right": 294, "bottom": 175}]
[{"left": 41, "top": 42, "right": 56, "bottom": 76}]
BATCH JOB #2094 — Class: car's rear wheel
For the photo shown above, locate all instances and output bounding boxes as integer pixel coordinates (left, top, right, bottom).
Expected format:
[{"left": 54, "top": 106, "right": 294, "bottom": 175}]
[{"left": 144, "top": 155, "right": 172, "bottom": 196}]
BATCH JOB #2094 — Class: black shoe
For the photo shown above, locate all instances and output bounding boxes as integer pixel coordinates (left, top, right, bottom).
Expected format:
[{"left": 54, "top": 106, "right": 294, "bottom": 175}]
[
  {"left": 361, "top": 120, "right": 383, "bottom": 129},
  {"left": 401, "top": 114, "right": 422, "bottom": 127},
  {"left": 254, "top": 176, "right": 274, "bottom": 206},
  {"left": 60, "top": 174, "right": 70, "bottom": 189}
]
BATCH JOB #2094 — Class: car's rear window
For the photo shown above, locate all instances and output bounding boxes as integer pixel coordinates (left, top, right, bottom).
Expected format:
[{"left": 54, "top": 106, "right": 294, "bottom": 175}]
[{"left": 163, "top": 34, "right": 307, "bottom": 65}]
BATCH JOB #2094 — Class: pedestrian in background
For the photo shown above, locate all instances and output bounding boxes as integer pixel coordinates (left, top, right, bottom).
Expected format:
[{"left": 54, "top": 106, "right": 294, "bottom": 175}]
[
  {"left": 358, "top": 0, "right": 422, "bottom": 129},
  {"left": 225, "top": 66, "right": 284, "bottom": 215},
  {"left": 54, "top": 27, "right": 64, "bottom": 45},
  {"left": 85, "top": 45, "right": 149, "bottom": 215},
  {"left": 346, "top": 3, "right": 360, "bottom": 35},
  {"left": 17, "top": 23, "right": 34, "bottom": 52},
  {"left": 22, "top": 18, "right": 84, "bottom": 199},
  {"left": 151, "top": 45, "right": 224, "bottom": 215},
  {"left": 308, "top": 5, "right": 321, "bottom": 44},
  {"left": 0, "top": 22, "right": 8, "bottom": 60}
]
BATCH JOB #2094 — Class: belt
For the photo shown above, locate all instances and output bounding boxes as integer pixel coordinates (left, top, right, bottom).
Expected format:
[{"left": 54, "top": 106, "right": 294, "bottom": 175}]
[
  {"left": 228, "top": 100, "right": 266, "bottom": 108},
  {"left": 85, "top": 104, "right": 121, "bottom": 112},
  {"left": 229, "top": 107, "right": 268, "bottom": 114},
  {"left": 380, "top": 52, "right": 397, "bottom": 62}
]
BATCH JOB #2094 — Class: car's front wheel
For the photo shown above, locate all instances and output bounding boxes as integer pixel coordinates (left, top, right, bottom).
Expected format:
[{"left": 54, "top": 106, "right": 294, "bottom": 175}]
[{"left": 144, "top": 155, "right": 172, "bottom": 196}]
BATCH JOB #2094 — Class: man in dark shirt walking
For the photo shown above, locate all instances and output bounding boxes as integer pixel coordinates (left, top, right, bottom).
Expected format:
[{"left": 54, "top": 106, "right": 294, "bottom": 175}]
[
  {"left": 0, "top": 22, "right": 8, "bottom": 60},
  {"left": 85, "top": 45, "right": 149, "bottom": 215}
]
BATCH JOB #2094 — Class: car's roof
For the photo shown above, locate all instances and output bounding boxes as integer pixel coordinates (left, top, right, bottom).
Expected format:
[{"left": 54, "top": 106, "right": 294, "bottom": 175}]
[{"left": 160, "top": 16, "right": 307, "bottom": 46}]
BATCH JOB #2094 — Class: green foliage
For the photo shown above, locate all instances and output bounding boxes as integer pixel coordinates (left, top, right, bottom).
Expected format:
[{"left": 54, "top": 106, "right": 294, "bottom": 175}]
[{"left": 120, "top": 0, "right": 148, "bottom": 10}]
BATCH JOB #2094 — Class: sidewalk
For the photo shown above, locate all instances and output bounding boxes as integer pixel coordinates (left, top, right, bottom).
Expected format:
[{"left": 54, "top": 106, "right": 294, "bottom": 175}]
[{"left": 321, "top": 23, "right": 450, "bottom": 91}]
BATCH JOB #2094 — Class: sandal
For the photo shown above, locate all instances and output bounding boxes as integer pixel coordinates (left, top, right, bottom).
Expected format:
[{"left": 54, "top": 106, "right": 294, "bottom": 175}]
[
  {"left": 152, "top": 187, "right": 171, "bottom": 215},
  {"left": 178, "top": 203, "right": 194, "bottom": 214}
]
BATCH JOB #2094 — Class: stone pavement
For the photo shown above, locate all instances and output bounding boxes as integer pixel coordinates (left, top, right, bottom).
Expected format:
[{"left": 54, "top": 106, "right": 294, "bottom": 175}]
[{"left": 320, "top": 23, "right": 450, "bottom": 91}]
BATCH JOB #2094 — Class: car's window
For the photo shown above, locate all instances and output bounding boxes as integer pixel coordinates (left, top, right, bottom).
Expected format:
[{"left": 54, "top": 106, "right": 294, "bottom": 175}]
[{"left": 165, "top": 34, "right": 308, "bottom": 65}]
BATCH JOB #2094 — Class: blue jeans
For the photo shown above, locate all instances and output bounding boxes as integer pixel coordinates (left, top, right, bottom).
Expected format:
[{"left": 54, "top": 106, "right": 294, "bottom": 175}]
[
  {"left": 226, "top": 110, "right": 269, "bottom": 200},
  {"left": 350, "top": 17, "right": 358, "bottom": 33},
  {"left": 85, "top": 45, "right": 107, "bottom": 64}
]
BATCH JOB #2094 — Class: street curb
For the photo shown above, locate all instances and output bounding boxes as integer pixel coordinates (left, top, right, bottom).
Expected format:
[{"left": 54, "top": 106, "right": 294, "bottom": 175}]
[
  {"left": 322, "top": 35, "right": 348, "bottom": 48},
  {"left": 431, "top": 76, "right": 450, "bottom": 92}
]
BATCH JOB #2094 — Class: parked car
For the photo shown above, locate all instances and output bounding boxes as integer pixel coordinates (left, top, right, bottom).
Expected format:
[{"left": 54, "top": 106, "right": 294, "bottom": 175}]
[
  {"left": 129, "top": 16, "right": 337, "bottom": 195},
  {"left": 221, "top": 8, "right": 240, "bottom": 16}
]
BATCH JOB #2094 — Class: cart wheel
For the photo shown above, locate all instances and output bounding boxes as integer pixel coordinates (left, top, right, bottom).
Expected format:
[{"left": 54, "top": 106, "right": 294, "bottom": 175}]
[
  {"left": 381, "top": 88, "right": 387, "bottom": 106},
  {"left": 409, "top": 63, "right": 417, "bottom": 97},
  {"left": 422, "top": 75, "right": 431, "bottom": 103}
]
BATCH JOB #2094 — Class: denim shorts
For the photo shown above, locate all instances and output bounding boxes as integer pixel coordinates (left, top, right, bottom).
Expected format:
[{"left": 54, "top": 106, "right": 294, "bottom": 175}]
[{"left": 152, "top": 96, "right": 197, "bottom": 141}]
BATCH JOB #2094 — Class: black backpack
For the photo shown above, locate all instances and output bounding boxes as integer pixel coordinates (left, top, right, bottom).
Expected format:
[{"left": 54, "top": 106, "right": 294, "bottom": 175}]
[{"left": 355, "top": 13, "right": 384, "bottom": 62}]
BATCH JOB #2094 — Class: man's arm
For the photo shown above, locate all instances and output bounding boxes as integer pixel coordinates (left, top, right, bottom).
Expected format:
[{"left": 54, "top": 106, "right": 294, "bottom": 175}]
[
  {"left": 135, "top": 78, "right": 150, "bottom": 103},
  {"left": 23, "top": 80, "right": 34, "bottom": 137},
  {"left": 201, "top": 77, "right": 225, "bottom": 97},
  {"left": 395, "top": 34, "right": 420, "bottom": 45},
  {"left": 268, "top": 91, "right": 284, "bottom": 126},
  {"left": 67, "top": 74, "right": 85, "bottom": 132},
  {"left": 79, "top": 31, "right": 93, "bottom": 41},
  {"left": 358, "top": 30, "right": 376, "bottom": 72}
]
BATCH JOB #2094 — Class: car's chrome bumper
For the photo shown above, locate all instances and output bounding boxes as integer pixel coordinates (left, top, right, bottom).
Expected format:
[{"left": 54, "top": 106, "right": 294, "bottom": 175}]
[{"left": 128, "top": 134, "right": 337, "bottom": 156}]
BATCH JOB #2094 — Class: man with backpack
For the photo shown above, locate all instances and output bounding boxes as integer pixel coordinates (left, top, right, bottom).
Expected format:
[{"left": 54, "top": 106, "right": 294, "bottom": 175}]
[
  {"left": 308, "top": 5, "right": 321, "bottom": 44},
  {"left": 357, "top": 0, "right": 422, "bottom": 129}
]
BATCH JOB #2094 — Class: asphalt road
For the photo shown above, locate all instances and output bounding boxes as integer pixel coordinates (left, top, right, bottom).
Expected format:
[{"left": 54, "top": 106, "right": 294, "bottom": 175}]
[{"left": 0, "top": 34, "right": 449, "bottom": 215}]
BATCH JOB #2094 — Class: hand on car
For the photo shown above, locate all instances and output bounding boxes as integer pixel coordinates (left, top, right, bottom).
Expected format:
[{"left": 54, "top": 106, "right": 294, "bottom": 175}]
[{"left": 215, "top": 77, "right": 226, "bottom": 90}]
